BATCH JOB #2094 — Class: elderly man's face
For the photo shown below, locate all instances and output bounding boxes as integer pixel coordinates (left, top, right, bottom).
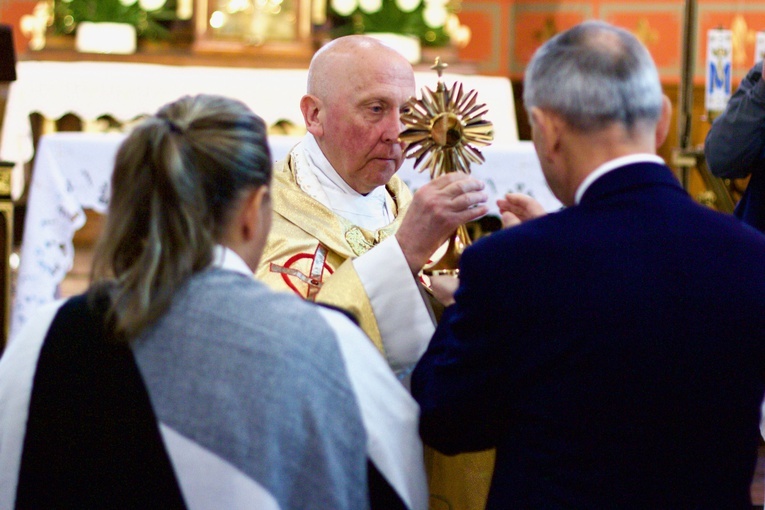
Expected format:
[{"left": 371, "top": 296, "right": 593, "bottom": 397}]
[{"left": 318, "top": 55, "right": 415, "bottom": 195}]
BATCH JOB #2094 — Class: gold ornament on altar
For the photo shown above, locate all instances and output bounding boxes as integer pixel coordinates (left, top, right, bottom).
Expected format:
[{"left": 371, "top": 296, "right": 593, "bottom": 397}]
[{"left": 399, "top": 57, "right": 494, "bottom": 275}]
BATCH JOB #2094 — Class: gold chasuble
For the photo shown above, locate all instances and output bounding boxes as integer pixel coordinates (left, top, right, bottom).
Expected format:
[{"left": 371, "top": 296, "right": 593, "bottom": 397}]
[
  {"left": 257, "top": 154, "right": 494, "bottom": 510},
  {"left": 257, "top": 154, "right": 410, "bottom": 350}
]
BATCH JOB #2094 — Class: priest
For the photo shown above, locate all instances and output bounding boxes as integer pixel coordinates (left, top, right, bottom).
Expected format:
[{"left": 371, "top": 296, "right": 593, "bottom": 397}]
[
  {"left": 256, "top": 35, "right": 487, "bottom": 381},
  {"left": 256, "top": 35, "right": 493, "bottom": 510}
]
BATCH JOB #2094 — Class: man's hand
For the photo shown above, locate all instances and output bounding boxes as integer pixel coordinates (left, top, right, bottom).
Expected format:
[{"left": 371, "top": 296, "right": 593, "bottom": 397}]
[
  {"left": 396, "top": 173, "right": 488, "bottom": 273},
  {"left": 429, "top": 274, "right": 459, "bottom": 307},
  {"left": 497, "top": 193, "right": 546, "bottom": 229}
]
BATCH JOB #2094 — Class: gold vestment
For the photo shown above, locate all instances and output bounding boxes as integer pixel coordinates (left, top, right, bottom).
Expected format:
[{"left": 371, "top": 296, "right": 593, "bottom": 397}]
[
  {"left": 257, "top": 154, "right": 411, "bottom": 351},
  {"left": 257, "top": 153, "right": 494, "bottom": 510}
]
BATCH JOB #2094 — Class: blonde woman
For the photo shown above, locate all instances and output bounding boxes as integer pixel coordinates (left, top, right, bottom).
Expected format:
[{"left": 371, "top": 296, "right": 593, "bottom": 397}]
[{"left": 0, "top": 94, "right": 426, "bottom": 510}]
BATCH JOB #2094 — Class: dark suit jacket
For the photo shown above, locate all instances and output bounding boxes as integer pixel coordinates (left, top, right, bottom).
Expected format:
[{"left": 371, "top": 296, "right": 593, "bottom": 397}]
[{"left": 412, "top": 162, "right": 765, "bottom": 509}]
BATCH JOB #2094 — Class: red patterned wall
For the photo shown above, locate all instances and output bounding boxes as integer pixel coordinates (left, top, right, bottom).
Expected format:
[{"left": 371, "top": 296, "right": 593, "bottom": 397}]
[
  {"left": 456, "top": 0, "right": 765, "bottom": 85},
  {"left": 0, "top": 0, "right": 37, "bottom": 54},
  {"left": 3, "top": 0, "right": 765, "bottom": 84}
]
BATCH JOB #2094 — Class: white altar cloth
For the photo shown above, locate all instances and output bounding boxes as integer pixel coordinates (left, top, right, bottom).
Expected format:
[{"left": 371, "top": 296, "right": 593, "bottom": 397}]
[
  {"left": 10, "top": 132, "right": 558, "bottom": 341},
  {"left": 0, "top": 61, "right": 519, "bottom": 199}
]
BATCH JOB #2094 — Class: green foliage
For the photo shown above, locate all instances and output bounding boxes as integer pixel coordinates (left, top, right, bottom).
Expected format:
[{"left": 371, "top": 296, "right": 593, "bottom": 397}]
[
  {"left": 52, "top": 0, "right": 177, "bottom": 40},
  {"left": 329, "top": 0, "right": 451, "bottom": 47}
]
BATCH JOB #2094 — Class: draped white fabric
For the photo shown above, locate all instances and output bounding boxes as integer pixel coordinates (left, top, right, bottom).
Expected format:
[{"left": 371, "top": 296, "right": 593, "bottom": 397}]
[
  {"left": 0, "top": 60, "right": 520, "bottom": 199},
  {"left": 8, "top": 131, "right": 560, "bottom": 342}
]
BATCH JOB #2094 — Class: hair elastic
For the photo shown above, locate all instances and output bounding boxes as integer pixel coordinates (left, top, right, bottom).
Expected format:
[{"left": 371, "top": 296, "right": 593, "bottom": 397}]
[{"left": 164, "top": 118, "right": 183, "bottom": 134}]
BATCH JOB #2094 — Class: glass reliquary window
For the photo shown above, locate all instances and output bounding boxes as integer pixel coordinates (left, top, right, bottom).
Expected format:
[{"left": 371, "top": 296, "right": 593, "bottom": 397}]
[{"left": 193, "top": 0, "right": 319, "bottom": 58}]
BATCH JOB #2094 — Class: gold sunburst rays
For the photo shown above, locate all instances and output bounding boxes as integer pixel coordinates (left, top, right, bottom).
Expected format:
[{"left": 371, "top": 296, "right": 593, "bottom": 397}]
[
  {"left": 398, "top": 58, "right": 495, "bottom": 277},
  {"left": 399, "top": 59, "right": 494, "bottom": 179}
]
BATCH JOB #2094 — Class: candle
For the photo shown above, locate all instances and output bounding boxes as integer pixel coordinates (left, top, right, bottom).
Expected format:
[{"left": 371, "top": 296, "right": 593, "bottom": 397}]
[{"left": 177, "top": 0, "right": 193, "bottom": 20}]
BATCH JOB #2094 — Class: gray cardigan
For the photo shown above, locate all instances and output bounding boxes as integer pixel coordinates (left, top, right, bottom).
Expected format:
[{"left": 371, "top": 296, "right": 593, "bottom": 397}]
[{"left": 0, "top": 267, "right": 427, "bottom": 509}]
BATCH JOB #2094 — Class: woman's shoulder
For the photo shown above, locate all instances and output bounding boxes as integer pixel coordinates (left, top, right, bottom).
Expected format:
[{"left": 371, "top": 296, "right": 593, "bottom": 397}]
[{"left": 182, "top": 268, "right": 341, "bottom": 350}]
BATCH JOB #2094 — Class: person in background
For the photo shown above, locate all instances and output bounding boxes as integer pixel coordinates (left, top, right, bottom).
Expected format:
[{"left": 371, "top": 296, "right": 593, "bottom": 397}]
[
  {"left": 0, "top": 94, "right": 427, "bottom": 510},
  {"left": 256, "top": 35, "right": 494, "bottom": 509},
  {"left": 412, "top": 20, "right": 765, "bottom": 509},
  {"left": 705, "top": 60, "right": 765, "bottom": 233}
]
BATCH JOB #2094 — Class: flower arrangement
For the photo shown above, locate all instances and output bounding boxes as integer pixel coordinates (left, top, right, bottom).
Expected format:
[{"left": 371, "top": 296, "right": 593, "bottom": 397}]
[
  {"left": 52, "top": 0, "right": 178, "bottom": 39},
  {"left": 328, "top": 0, "right": 470, "bottom": 48}
]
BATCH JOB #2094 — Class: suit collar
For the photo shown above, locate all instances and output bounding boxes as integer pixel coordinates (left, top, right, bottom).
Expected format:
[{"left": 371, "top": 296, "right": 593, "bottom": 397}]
[
  {"left": 578, "top": 161, "right": 683, "bottom": 205},
  {"left": 575, "top": 154, "right": 665, "bottom": 204}
]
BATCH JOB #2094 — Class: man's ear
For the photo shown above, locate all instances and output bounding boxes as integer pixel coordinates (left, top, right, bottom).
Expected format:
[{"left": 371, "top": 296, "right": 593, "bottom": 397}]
[
  {"left": 655, "top": 94, "right": 672, "bottom": 149},
  {"left": 530, "top": 107, "right": 563, "bottom": 160},
  {"left": 300, "top": 94, "right": 323, "bottom": 137}
]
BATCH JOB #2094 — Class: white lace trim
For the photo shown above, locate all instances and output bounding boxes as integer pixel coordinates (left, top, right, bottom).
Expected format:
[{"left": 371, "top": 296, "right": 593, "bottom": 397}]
[
  {"left": 292, "top": 134, "right": 392, "bottom": 231},
  {"left": 291, "top": 139, "right": 332, "bottom": 209}
]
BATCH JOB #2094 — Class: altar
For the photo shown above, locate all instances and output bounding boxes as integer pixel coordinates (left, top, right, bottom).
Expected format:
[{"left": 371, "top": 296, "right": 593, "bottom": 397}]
[
  {"left": 0, "top": 60, "right": 520, "bottom": 198},
  {"left": 9, "top": 131, "right": 559, "bottom": 340}
]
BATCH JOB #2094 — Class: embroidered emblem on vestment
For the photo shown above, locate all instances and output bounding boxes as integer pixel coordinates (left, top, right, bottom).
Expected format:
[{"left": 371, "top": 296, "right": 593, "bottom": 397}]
[{"left": 270, "top": 245, "right": 333, "bottom": 301}]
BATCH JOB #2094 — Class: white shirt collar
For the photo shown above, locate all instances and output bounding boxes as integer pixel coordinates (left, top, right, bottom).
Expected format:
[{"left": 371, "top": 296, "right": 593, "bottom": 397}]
[
  {"left": 574, "top": 153, "right": 665, "bottom": 205},
  {"left": 302, "top": 133, "right": 361, "bottom": 196},
  {"left": 298, "top": 133, "right": 392, "bottom": 230},
  {"left": 213, "top": 245, "right": 253, "bottom": 277}
]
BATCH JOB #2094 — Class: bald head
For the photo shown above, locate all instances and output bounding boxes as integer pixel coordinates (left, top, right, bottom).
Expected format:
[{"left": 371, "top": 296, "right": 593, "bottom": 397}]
[
  {"left": 307, "top": 35, "right": 414, "bottom": 102},
  {"left": 299, "top": 35, "right": 416, "bottom": 194}
]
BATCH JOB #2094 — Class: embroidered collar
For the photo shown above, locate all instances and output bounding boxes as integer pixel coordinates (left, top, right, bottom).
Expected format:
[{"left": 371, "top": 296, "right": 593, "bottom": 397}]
[{"left": 292, "top": 133, "right": 393, "bottom": 231}]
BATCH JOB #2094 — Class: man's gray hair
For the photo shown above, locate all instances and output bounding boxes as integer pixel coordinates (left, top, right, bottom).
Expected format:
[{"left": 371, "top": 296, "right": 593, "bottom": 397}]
[{"left": 523, "top": 20, "right": 663, "bottom": 132}]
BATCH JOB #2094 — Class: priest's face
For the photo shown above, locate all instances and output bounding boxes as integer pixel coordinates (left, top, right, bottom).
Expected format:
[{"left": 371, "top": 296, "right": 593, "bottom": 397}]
[{"left": 312, "top": 50, "right": 416, "bottom": 195}]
